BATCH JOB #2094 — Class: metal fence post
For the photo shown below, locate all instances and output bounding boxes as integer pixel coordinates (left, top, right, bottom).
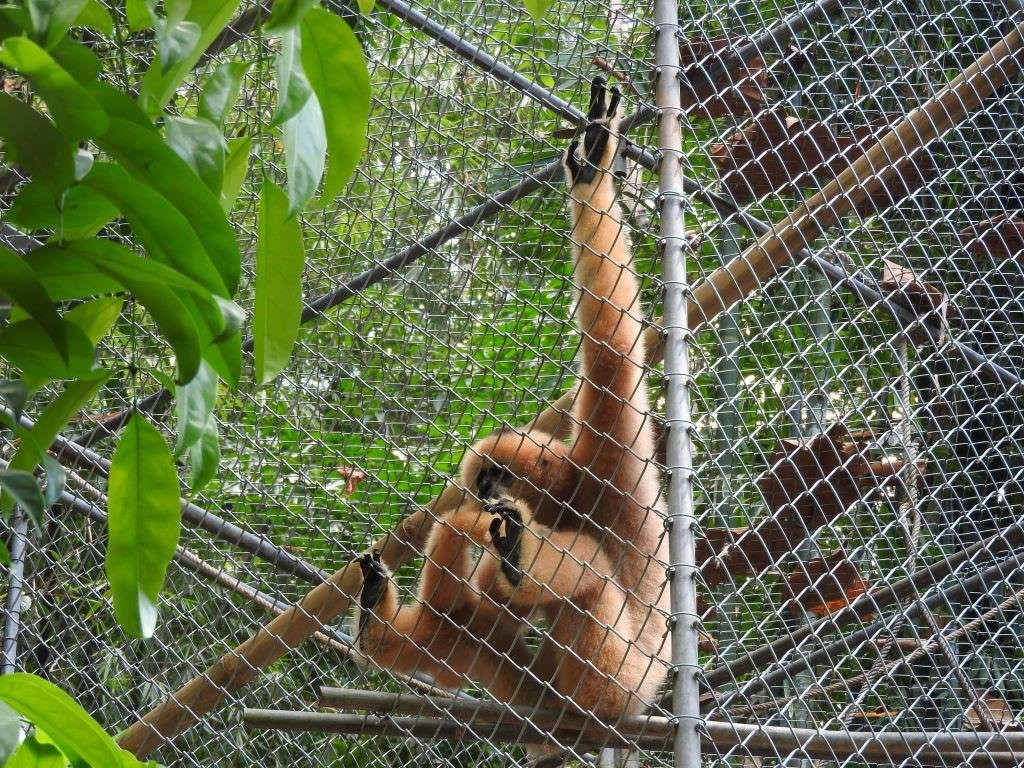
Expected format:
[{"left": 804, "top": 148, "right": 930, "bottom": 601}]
[{"left": 653, "top": 2, "right": 701, "bottom": 768}]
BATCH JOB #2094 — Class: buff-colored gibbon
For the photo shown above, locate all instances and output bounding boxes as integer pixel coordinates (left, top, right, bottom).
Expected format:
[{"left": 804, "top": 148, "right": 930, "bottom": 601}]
[{"left": 353, "top": 77, "right": 669, "bottom": 721}]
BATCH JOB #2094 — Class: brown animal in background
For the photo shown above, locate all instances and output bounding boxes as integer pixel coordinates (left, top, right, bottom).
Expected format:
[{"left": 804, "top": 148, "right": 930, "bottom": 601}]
[{"left": 353, "top": 76, "right": 669, "bottom": 720}]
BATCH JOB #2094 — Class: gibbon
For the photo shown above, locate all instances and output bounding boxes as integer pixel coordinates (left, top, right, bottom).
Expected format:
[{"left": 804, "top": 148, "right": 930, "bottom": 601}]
[{"left": 353, "top": 76, "right": 669, "bottom": 720}]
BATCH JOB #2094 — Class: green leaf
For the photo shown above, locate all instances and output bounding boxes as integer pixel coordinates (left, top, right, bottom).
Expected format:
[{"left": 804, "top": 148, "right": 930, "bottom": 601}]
[
  {"left": 0, "top": 379, "right": 28, "bottom": 421},
  {"left": 188, "top": 415, "right": 219, "bottom": 490},
  {"left": 20, "top": 298, "right": 121, "bottom": 392},
  {"left": 0, "top": 246, "right": 66, "bottom": 356},
  {"left": 0, "top": 700, "right": 18, "bottom": 765},
  {"left": 0, "top": 38, "right": 107, "bottom": 141},
  {"left": 254, "top": 179, "right": 304, "bottom": 385},
  {"left": 40, "top": 454, "right": 66, "bottom": 508},
  {"left": 0, "top": 91, "right": 75, "bottom": 193},
  {"left": 137, "top": 0, "right": 244, "bottom": 116},
  {"left": 0, "top": 470, "right": 45, "bottom": 527},
  {"left": 0, "top": 319, "right": 96, "bottom": 381},
  {"left": 522, "top": 0, "right": 552, "bottom": 21},
  {"left": 74, "top": 0, "right": 114, "bottom": 34},
  {"left": 0, "top": 543, "right": 7, "bottom": 567},
  {"left": 8, "top": 180, "right": 118, "bottom": 240},
  {"left": 94, "top": 119, "right": 240, "bottom": 294},
  {"left": 205, "top": 330, "right": 241, "bottom": 390},
  {"left": 300, "top": 8, "right": 370, "bottom": 201},
  {"left": 7, "top": 734, "right": 67, "bottom": 768},
  {"left": 272, "top": 28, "right": 312, "bottom": 126},
  {"left": 198, "top": 60, "right": 249, "bottom": 126},
  {"left": 155, "top": 17, "right": 201, "bottom": 74},
  {"left": 66, "top": 296, "right": 124, "bottom": 345},
  {"left": 121, "top": 281, "right": 204, "bottom": 383},
  {"left": 0, "top": 674, "right": 126, "bottom": 767},
  {"left": 107, "top": 413, "right": 182, "bottom": 639},
  {"left": 25, "top": 0, "right": 88, "bottom": 47},
  {"left": 55, "top": 239, "right": 236, "bottom": 344},
  {"left": 3, "top": 373, "right": 111, "bottom": 515},
  {"left": 282, "top": 89, "right": 326, "bottom": 215},
  {"left": 125, "top": 0, "right": 154, "bottom": 31},
  {"left": 356, "top": 0, "right": 375, "bottom": 13},
  {"left": 24, "top": 245, "right": 122, "bottom": 302},
  {"left": 165, "top": 116, "right": 226, "bottom": 195},
  {"left": 82, "top": 162, "right": 229, "bottom": 297},
  {"left": 266, "top": 0, "right": 319, "bottom": 32},
  {"left": 50, "top": 37, "right": 101, "bottom": 84},
  {"left": 221, "top": 135, "right": 251, "bottom": 211},
  {"left": 175, "top": 360, "right": 217, "bottom": 454}
]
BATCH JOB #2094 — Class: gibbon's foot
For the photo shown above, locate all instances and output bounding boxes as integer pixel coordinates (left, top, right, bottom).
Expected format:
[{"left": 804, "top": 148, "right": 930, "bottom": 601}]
[
  {"left": 355, "top": 550, "right": 387, "bottom": 633},
  {"left": 565, "top": 75, "right": 622, "bottom": 187},
  {"left": 486, "top": 498, "right": 524, "bottom": 587}
]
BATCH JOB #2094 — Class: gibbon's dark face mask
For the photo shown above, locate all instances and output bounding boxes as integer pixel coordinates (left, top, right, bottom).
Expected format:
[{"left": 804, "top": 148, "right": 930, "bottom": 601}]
[{"left": 475, "top": 465, "right": 511, "bottom": 500}]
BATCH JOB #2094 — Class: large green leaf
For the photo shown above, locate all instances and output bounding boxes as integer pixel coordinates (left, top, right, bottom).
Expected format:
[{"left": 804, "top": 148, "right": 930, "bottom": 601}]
[
  {"left": 0, "top": 699, "right": 18, "bottom": 765},
  {"left": 82, "top": 163, "right": 228, "bottom": 297},
  {"left": 0, "top": 674, "right": 126, "bottom": 767},
  {"left": 56, "top": 238, "right": 238, "bottom": 344},
  {"left": 74, "top": 1, "right": 114, "bottom": 35},
  {"left": 0, "top": 379, "right": 28, "bottom": 422},
  {"left": 3, "top": 373, "right": 112, "bottom": 511},
  {"left": 175, "top": 360, "right": 217, "bottom": 455},
  {"left": 221, "top": 135, "right": 251, "bottom": 212},
  {"left": 0, "top": 319, "right": 96, "bottom": 381},
  {"left": 155, "top": 17, "right": 200, "bottom": 74},
  {"left": 106, "top": 413, "right": 182, "bottom": 639},
  {"left": 0, "top": 246, "right": 66, "bottom": 356},
  {"left": 254, "top": 179, "right": 304, "bottom": 385},
  {"left": 25, "top": 0, "right": 88, "bottom": 47},
  {"left": 265, "top": 0, "right": 319, "bottom": 32},
  {"left": 272, "top": 27, "right": 312, "bottom": 126},
  {"left": 165, "top": 115, "right": 226, "bottom": 195},
  {"left": 50, "top": 36, "right": 101, "bottom": 84},
  {"left": 522, "top": 0, "right": 553, "bottom": 20},
  {"left": 199, "top": 60, "right": 250, "bottom": 126},
  {"left": 0, "top": 92, "right": 74, "bottom": 193},
  {"left": 8, "top": 179, "right": 119, "bottom": 238},
  {"left": 137, "top": 0, "right": 243, "bottom": 116},
  {"left": 0, "top": 470, "right": 45, "bottom": 528},
  {"left": 0, "top": 38, "right": 107, "bottom": 141},
  {"left": 94, "top": 117, "right": 240, "bottom": 294},
  {"left": 6, "top": 734, "right": 67, "bottom": 768},
  {"left": 25, "top": 245, "right": 122, "bottom": 301},
  {"left": 188, "top": 414, "right": 219, "bottom": 490},
  {"left": 20, "top": 299, "right": 119, "bottom": 391},
  {"left": 282, "top": 89, "right": 326, "bottom": 215},
  {"left": 300, "top": 8, "right": 370, "bottom": 201}
]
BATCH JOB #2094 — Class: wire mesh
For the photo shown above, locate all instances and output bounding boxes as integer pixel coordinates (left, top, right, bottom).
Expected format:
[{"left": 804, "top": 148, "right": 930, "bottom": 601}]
[{"left": 3, "top": 1, "right": 1024, "bottom": 767}]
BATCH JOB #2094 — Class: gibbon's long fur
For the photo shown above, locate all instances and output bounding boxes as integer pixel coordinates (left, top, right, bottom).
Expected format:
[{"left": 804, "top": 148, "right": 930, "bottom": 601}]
[{"left": 353, "top": 77, "right": 669, "bottom": 719}]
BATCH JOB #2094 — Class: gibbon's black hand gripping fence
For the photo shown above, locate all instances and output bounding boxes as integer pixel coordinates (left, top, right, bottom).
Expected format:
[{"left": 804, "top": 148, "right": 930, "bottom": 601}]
[{"left": 6, "top": 2, "right": 1024, "bottom": 768}]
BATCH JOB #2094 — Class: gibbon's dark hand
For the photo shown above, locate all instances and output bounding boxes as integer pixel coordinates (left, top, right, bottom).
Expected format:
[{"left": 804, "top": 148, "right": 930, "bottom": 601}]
[
  {"left": 485, "top": 498, "right": 524, "bottom": 587},
  {"left": 355, "top": 550, "right": 387, "bottom": 630},
  {"left": 565, "top": 75, "right": 622, "bottom": 186}
]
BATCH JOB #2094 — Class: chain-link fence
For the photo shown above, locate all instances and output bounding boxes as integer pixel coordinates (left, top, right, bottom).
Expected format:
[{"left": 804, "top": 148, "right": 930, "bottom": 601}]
[{"left": 4, "top": 1, "right": 1024, "bottom": 767}]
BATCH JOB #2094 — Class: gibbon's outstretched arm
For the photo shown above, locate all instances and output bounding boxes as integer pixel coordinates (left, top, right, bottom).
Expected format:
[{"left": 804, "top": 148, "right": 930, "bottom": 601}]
[
  {"left": 353, "top": 509, "right": 548, "bottom": 706},
  {"left": 353, "top": 77, "right": 669, "bottom": 721}
]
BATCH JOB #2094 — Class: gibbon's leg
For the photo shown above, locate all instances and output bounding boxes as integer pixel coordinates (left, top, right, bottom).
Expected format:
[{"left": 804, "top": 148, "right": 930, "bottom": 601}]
[
  {"left": 485, "top": 497, "right": 639, "bottom": 716},
  {"left": 564, "top": 78, "right": 657, "bottom": 514},
  {"left": 354, "top": 514, "right": 549, "bottom": 706}
]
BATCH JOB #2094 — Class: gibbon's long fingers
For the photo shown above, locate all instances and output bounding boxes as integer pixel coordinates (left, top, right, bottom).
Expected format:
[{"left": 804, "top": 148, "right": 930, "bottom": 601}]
[
  {"left": 606, "top": 85, "right": 621, "bottom": 119},
  {"left": 565, "top": 138, "right": 582, "bottom": 188},
  {"left": 582, "top": 122, "right": 611, "bottom": 175},
  {"left": 587, "top": 74, "right": 607, "bottom": 119}
]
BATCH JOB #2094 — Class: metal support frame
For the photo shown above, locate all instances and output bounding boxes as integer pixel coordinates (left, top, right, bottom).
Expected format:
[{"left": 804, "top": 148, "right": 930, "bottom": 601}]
[
  {"left": 2, "top": 508, "right": 29, "bottom": 675},
  {"left": 654, "top": 1, "right": 701, "bottom": 767}
]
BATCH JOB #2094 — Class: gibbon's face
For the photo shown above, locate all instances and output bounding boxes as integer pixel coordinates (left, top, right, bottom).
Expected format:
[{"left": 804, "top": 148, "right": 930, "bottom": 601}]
[{"left": 474, "top": 463, "right": 512, "bottom": 500}]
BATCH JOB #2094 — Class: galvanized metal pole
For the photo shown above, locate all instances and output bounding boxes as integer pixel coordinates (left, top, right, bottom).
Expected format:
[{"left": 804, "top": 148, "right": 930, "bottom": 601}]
[
  {"left": 653, "top": 3, "right": 700, "bottom": 768},
  {"left": 2, "top": 509, "right": 29, "bottom": 675}
]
